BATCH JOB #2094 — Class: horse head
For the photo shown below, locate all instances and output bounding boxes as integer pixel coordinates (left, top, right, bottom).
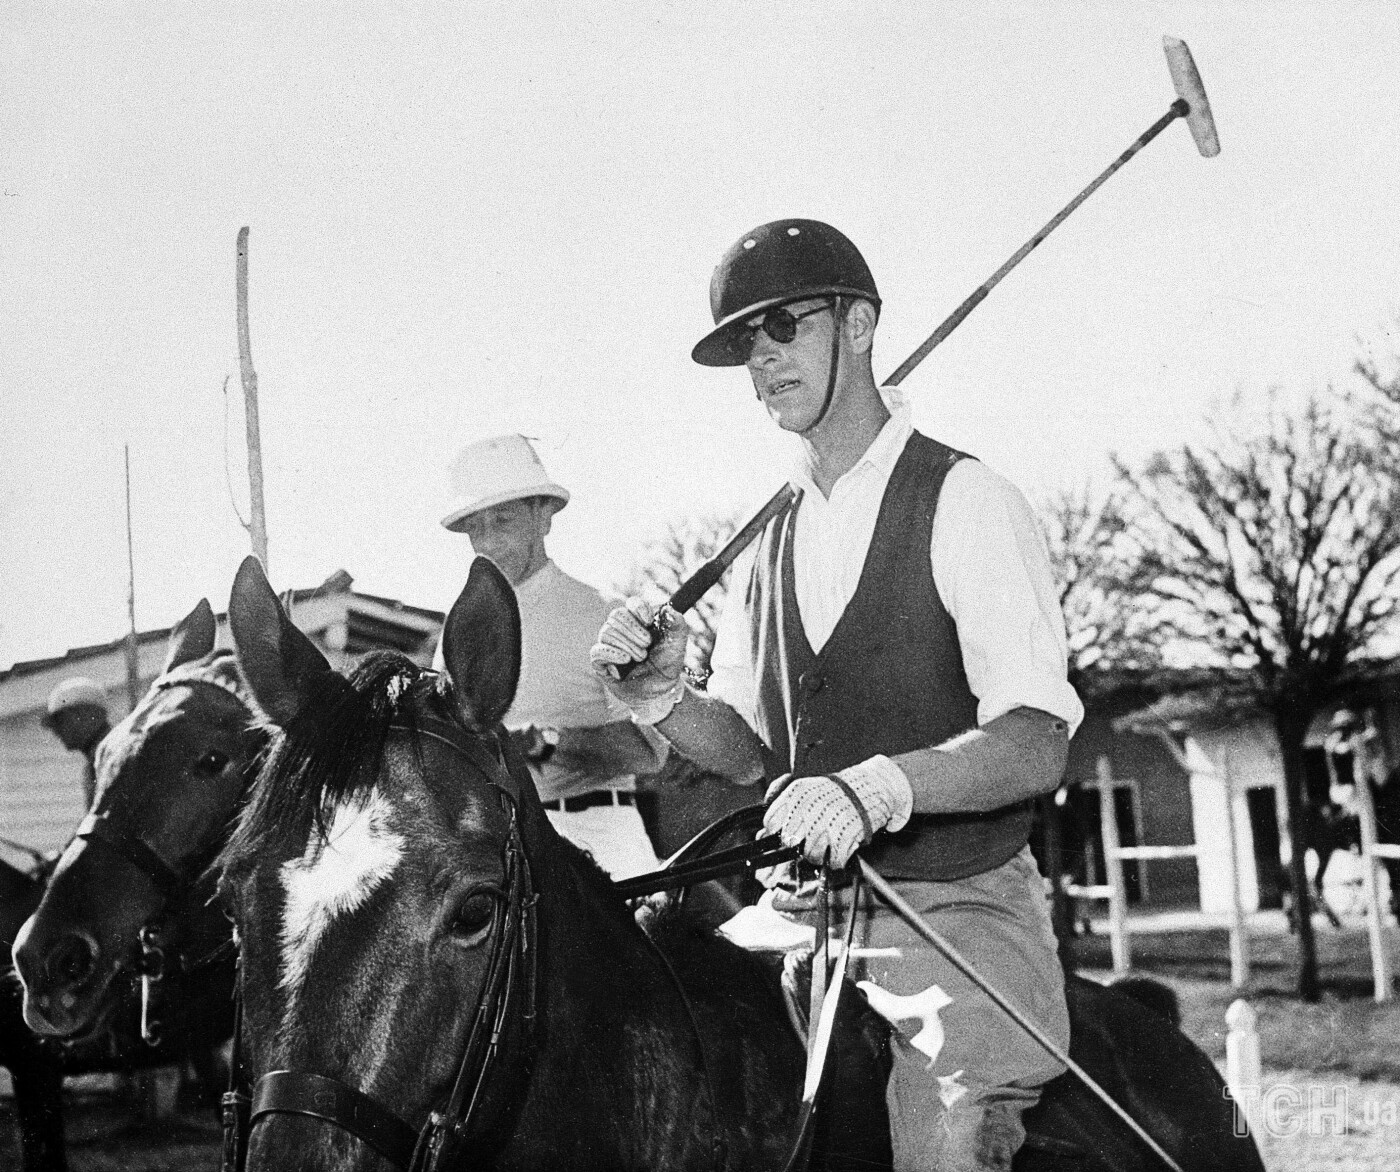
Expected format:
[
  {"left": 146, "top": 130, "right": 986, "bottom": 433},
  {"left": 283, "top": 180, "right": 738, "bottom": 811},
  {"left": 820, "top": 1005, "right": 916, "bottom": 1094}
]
[
  {"left": 219, "top": 553, "right": 565, "bottom": 1170},
  {"left": 13, "top": 597, "right": 260, "bottom": 1040}
]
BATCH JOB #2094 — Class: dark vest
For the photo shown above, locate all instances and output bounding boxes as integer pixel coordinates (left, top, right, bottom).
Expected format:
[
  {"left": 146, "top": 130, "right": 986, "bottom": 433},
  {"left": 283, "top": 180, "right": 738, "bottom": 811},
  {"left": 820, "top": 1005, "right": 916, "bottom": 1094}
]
[{"left": 746, "top": 431, "right": 1033, "bottom": 881}]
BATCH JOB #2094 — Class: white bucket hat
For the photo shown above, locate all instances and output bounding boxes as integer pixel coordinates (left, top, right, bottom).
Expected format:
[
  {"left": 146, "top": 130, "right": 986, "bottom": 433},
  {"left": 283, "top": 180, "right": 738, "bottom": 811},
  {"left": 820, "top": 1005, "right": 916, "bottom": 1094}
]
[
  {"left": 440, "top": 434, "right": 570, "bottom": 533},
  {"left": 43, "top": 677, "right": 107, "bottom": 725}
]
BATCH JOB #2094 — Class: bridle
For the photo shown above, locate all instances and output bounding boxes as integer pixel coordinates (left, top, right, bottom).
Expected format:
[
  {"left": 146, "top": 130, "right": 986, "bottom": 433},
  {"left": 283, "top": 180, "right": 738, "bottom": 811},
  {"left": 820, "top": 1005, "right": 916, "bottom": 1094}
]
[
  {"left": 220, "top": 709, "right": 828, "bottom": 1172},
  {"left": 69, "top": 664, "right": 255, "bottom": 1046},
  {"left": 223, "top": 714, "right": 539, "bottom": 1172}
]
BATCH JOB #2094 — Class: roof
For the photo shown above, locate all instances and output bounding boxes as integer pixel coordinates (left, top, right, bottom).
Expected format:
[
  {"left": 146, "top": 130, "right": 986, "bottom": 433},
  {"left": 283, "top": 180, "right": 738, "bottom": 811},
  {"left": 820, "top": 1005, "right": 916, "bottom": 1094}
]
[
  {"left": 1107, "top": 657, "right": 1400, "bottom": 740},
  {"left": 0, "top": 570, "right": 444, "bottom": 683}
]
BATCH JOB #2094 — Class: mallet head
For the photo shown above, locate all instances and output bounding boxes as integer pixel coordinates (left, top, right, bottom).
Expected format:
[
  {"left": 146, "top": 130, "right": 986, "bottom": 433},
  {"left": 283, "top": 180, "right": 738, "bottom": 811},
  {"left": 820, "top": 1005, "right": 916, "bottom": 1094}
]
[{"left": 1163, "top": 36, "right": 1220, "bottom": 157}]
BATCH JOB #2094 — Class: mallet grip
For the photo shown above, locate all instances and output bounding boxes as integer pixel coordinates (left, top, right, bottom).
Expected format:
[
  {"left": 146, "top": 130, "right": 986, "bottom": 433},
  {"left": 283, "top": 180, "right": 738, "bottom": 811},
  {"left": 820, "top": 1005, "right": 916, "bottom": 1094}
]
[{"left": 615, "top": 484, "right": 797, "bottom": 680}]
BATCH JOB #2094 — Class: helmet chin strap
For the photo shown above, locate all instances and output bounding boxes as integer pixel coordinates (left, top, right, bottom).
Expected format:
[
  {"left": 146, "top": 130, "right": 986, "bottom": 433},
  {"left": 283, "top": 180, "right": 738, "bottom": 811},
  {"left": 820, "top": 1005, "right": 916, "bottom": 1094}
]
[{"left": 800, "top": 295, "right": 843, "bottom": 436}]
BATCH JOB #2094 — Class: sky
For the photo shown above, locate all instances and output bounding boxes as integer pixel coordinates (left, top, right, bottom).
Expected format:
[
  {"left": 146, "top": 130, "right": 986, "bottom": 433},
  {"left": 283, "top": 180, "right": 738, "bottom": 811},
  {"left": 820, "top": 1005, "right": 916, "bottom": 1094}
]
[{"left": 3, "top": 2, "right": 1399, "bottom": 670}]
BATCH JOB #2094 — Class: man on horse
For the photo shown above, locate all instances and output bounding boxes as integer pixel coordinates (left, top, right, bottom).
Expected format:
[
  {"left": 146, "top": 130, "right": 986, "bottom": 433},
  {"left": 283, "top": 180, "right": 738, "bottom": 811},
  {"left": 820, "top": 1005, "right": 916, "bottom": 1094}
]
[
  {"left": 592, "top": 220, "right": 1082, "bottom": 1170},
  {"left": 439, "top": 433, "right": 666, "bottom": 879},
  {"left": 42, "top": 676, "right": 111, "bottom": 811}
]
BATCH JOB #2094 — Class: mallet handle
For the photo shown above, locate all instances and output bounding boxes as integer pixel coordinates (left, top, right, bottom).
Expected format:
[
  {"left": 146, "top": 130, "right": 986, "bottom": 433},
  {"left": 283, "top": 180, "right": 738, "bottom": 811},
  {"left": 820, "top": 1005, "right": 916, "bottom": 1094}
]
[
  {"left": 885, "top": 99, "right": 1187, "bottom": 387},
  {"left": 615, "top": 483, "right": 796, "bottom": 679}
]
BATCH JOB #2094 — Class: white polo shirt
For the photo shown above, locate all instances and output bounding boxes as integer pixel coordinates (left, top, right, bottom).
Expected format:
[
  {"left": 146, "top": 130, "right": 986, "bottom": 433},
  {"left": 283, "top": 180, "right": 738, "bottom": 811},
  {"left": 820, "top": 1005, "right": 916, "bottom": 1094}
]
[
  {"left": 438, "top": 559, "right": 643, "bottom": 802},
  {"left": 708, "top": 408, "right": 1083, "bottom": 738}
]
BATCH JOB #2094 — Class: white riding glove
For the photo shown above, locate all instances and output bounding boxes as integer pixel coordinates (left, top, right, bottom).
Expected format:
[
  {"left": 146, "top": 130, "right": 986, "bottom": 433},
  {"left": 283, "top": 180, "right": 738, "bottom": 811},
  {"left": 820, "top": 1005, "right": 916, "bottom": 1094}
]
[
  {"left": 763, "top": 756, "right": 914, "bottom": 868},
  {"left": 589, "top": 599, "right": 689, "bottom": 725}
]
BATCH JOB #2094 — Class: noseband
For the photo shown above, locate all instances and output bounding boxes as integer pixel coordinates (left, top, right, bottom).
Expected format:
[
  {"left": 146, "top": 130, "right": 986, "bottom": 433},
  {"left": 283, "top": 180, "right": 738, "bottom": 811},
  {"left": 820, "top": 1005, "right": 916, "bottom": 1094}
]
[{"left": 226, "top": 715, "right": 539, "bottom": 1172}]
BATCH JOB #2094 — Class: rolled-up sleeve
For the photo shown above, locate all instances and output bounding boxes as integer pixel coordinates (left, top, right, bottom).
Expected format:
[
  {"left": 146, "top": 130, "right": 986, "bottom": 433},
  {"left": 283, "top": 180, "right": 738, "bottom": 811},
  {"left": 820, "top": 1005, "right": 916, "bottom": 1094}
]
[{"left": 931, "top": 461, "right": 1084, "bottom": 735}]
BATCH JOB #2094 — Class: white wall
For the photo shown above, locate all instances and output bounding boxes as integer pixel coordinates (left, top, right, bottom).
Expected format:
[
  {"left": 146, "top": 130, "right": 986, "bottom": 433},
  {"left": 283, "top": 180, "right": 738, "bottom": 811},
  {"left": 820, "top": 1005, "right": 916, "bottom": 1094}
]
[{"left": 1184, "top": 724, "right": 1281, "bottom": 916}]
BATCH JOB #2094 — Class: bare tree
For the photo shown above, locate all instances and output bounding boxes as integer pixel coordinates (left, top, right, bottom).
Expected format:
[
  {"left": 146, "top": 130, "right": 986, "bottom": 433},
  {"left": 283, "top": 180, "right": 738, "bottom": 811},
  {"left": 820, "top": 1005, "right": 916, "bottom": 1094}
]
[
  {"left": 615, "top": 511, "right": 742, "bottom": 680},
  {"left": 1114, "top": 386, "right": 1400, "bottom": 999},
  {"left": 1039, "top": 485, "right": 1162, "bottom": 698}
]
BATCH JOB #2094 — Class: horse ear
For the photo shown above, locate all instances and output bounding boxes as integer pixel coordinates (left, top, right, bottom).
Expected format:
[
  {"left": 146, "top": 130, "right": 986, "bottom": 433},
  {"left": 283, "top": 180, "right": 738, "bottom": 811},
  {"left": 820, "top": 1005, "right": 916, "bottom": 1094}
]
[
  {"left": 441, "top": 558, "right": 521, "bottom": 730},
  {"left": 228, "top": 556, "right": 333, "bottom": 727},
  {"left": 163, "top": 598, "right": 216, "bottom": 673}
]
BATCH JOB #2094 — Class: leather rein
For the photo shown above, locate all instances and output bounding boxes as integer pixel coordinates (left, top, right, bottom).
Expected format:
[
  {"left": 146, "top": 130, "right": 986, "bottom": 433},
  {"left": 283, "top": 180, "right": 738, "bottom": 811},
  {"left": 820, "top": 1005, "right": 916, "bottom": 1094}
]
[{"left": 222, "top": 715, "right": 539, "bottom": 1172}]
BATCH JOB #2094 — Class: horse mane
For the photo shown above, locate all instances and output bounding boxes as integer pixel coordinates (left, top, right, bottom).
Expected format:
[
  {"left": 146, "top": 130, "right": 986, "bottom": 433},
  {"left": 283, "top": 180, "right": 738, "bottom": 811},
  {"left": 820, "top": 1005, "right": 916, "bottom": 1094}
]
[{"left": 220, "top": 651, "right": 453, "bottom": 873}]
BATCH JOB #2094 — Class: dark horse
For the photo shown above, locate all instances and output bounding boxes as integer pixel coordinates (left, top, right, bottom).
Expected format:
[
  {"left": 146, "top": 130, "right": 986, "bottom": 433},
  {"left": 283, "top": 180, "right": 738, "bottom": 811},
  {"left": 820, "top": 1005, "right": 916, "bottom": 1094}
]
[
  {"left": 218, "top": 554, "right": 1261, "bottom": 1171},
  {"left": 1, "top": 855, "right": 65, "bottom": 1171},
  {"left": 8, "top": 600, "right": 249, "bottom": 1171}
]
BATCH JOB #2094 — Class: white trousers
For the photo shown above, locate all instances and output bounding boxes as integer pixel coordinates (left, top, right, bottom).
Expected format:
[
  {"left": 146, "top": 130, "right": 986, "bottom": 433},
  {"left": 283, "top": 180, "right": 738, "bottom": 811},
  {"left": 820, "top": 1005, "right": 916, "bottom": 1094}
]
[{"left": 544, "top": 802, "right": 661, "bottom": 880}]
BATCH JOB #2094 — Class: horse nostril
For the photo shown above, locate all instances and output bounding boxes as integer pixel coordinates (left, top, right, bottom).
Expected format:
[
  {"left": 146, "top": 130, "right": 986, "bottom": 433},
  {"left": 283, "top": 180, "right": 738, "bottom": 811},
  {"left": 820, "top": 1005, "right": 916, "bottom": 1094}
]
[{"left": 47, "top": 934, "right": 98, "bottom": 987}]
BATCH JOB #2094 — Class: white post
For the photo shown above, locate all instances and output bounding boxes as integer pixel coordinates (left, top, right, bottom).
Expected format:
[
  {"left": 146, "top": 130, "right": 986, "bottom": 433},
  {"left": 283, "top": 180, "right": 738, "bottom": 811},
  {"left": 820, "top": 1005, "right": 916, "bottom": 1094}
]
[
  {"left": 1097, "top": 756, "right": 1130, "bottom": 975},
  {"left": 1352, "top": 720, "right": 1394, "bottom": 1003},
  {"left": 1224, "top": 999, "right": 1262, "bottom": 1140},
  {"left": 1220, "top": 748, "right": 1250, "bottom": 988}
]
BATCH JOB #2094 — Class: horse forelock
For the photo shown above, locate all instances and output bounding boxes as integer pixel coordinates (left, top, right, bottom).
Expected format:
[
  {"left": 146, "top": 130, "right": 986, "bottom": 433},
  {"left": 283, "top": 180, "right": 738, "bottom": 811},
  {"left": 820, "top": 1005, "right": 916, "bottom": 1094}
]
[{"left": 220, "top": 652, "right": 449, "bottom": 878}]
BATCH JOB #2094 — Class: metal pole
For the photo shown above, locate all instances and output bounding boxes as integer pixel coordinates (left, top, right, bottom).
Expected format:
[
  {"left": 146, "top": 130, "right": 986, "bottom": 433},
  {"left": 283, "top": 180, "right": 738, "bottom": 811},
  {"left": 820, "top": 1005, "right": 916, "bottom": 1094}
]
[
  {"left": 236, "top": 226, "right": 270, "bottom": 573},
  {"left": 123, "top": 444, "right": 141, "bottom": 710}
]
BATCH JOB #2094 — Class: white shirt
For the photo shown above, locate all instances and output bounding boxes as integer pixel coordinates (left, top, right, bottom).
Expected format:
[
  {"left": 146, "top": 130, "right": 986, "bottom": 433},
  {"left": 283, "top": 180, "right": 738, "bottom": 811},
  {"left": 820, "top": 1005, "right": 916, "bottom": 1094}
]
[
  {"left": 708, "top": 409, "right": 1084, "bottom": 737},
  {"left": 437, "top": 559, "right": 643, "bottom": 800}
]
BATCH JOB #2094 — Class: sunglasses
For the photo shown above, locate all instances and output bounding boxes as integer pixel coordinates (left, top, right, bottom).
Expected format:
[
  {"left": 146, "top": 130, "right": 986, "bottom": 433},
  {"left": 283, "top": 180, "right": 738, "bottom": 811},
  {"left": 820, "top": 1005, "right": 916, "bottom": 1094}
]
[{"left": 732, "top": 302, "right": 832, "bottom": 361}]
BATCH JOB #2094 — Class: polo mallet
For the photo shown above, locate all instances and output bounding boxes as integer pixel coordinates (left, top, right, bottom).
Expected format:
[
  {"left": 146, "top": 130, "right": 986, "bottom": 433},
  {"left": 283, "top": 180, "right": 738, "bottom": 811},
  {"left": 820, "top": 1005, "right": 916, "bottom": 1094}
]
[{"left": 615, "top": 35, "right": 1219, "bottom": 671}]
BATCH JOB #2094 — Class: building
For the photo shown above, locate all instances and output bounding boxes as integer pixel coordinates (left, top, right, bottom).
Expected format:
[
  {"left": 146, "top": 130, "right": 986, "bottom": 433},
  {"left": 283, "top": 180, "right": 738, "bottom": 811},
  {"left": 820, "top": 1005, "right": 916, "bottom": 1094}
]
[
  {"left": 1054, "top": 664, "right": 1400, "bottom": 916},
  {"left": 0, "top": 571, "right": 443, "bottom": 859}
]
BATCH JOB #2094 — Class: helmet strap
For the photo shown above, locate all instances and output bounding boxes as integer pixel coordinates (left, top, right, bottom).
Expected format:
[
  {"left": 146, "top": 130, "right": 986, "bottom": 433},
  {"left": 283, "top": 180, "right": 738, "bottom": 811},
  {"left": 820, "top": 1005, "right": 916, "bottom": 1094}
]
[{"left": 801, "top": 295, "right": 843, "bottom": 435}]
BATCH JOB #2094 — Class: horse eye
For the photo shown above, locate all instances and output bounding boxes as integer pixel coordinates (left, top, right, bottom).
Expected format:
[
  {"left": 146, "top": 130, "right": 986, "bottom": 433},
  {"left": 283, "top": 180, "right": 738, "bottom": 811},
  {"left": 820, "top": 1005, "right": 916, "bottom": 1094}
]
[
  {"left": 448, "top": 893, "right": 497, "bottom": 946},
  {"left": 194, "top": 750, "right": 230, "bottom": 777}
]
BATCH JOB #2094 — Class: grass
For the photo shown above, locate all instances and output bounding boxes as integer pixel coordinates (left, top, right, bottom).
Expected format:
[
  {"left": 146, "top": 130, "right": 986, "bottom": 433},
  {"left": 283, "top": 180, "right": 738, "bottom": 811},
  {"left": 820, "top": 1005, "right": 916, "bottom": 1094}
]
[{"left": 1071, "top": 918, "right": 1400, "bottom": 1080}]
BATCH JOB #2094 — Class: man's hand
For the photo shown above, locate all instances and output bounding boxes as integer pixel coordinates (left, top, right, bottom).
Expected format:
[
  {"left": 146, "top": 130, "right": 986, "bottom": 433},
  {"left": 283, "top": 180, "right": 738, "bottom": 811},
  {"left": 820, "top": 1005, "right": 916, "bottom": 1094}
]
[
  {"left": 762, "top": 756, "right": 913, "bottom": 868},
  {"left": 590, "top": 599, "right": 689, "bottom": 720},
  {"left": 505, "top": 725, "right": 556, "bottom": 764}
]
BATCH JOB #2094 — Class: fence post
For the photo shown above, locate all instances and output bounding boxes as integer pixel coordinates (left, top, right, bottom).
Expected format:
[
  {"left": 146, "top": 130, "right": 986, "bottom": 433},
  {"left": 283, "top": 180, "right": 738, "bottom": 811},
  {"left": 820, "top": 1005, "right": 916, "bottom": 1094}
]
[
  {"left": 1220, "top": 749, "right": 1250, "bottom": 988},
  {"left": 1225, "top": 999, "right": 1262, "bottom": 1140},
  {"left": 1351, "top": 733, "right": 1394, "bottom": 1004},
  {"left": 1096, "top": 756, "right": 1130, "bottom": 974}
]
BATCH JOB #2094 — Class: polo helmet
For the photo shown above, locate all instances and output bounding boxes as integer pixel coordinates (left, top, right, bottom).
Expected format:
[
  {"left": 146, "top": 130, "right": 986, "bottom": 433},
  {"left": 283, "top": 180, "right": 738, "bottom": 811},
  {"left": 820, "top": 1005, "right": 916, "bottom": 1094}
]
[{"left": 691, "top": 219, "right": 880, "bottom": 367}]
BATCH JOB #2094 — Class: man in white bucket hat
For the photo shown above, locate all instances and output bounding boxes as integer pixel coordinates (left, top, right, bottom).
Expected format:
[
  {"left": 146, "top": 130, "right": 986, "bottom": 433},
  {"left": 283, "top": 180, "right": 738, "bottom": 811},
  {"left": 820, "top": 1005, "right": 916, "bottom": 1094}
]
[
  {"left": 43, "top": 677, "right": 111, "bottom": 810},
  {"left": 439, "top": 434, "right": 664, "bottom": 879}
]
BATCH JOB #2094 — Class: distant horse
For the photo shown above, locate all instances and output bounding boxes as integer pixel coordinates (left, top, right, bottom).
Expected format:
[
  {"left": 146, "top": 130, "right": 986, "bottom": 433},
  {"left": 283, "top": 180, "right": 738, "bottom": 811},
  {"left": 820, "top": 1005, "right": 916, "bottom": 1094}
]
[
  {"left": 9, "top": 600, "right": 251, "bottom": 1172},
  {"left": 2, "top": 857, "right": 65, "bottom": 1171},
  {"left": 217, "top": 554, "right": 1261, "bottom": 1171}
]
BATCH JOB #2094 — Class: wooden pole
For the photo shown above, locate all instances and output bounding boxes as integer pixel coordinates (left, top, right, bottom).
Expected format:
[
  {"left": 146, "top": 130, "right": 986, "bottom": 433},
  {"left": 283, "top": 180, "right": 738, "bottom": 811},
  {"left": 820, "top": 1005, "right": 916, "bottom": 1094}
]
[
  {"left": 1096, "top": 756, "right": 1131, "bottom": 974},
  {"left": 236, "top": 226, "right": 269, "bottom": 573},
  {"left": 123, "top": 445, "right": 141, "bottom": 710},
  {"left": 1220, "top": 747, "right": 1251, "bottom": 988},
  {"left": 1351, "top": 715, "right": 1394, "bottom": 1003}
]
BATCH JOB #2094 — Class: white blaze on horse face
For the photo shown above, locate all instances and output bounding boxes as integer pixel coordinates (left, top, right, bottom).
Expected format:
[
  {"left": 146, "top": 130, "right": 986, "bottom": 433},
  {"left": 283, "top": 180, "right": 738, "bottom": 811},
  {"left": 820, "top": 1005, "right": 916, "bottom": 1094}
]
[{"left": 279, "top": 790, "right": 405, "bottom": 997}]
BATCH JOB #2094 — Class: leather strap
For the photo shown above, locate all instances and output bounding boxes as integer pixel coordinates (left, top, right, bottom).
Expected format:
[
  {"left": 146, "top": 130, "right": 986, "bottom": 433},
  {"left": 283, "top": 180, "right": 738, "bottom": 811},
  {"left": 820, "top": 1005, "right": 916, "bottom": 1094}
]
[
  {"left": 612, "top": 834, "right": 799, "bottom": 900},
  {"left": 823, "top": 773, "right": 874, "bottom": 845},
  {"left": 73, "top": 813, "right": 184, "bottom": 898},
  {"left": 252, "top": 1070, "right": 420, "bottom": 1169}
]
